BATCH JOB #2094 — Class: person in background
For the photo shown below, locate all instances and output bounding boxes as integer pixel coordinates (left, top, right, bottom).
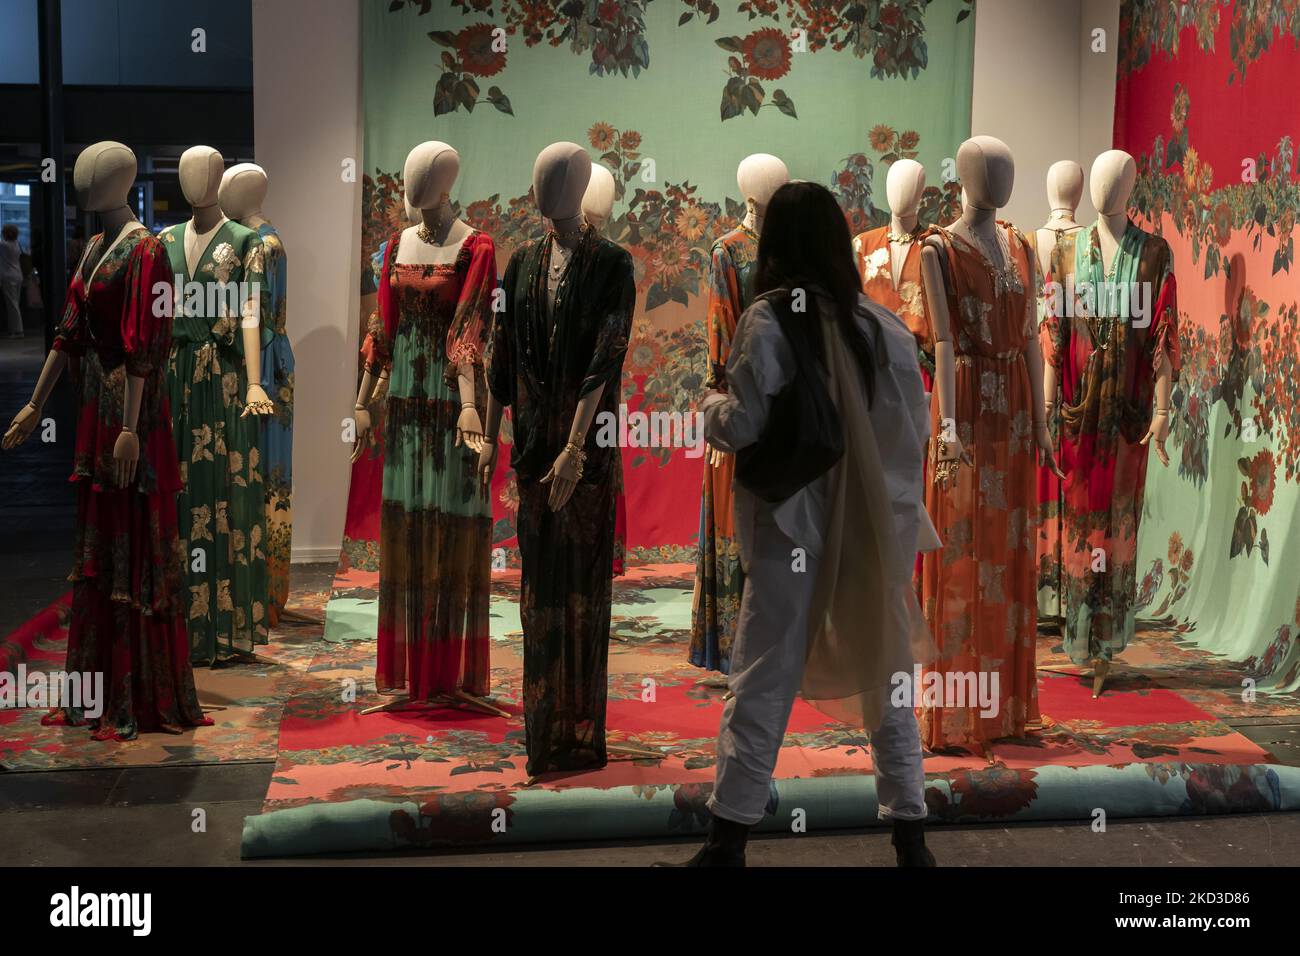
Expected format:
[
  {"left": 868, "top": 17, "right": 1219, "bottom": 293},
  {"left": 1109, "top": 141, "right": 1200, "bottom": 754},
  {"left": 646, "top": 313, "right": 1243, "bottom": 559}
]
[
  {"left": 658, "top": 181, "right": 938, "bottom": 868},
  {"left": 1, "top": 224, "right": 25, "bottom": 338}
]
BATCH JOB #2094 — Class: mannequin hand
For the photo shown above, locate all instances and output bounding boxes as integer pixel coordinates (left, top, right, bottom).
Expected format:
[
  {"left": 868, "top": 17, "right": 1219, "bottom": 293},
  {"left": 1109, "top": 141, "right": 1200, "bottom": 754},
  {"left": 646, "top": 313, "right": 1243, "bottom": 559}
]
[
  {"left": 350, "top": 407, "right": 372, "bottom": 464},
  {"left": 242, "top": 383, "right": 275, "bottom": 418},
  {"left": 477, "top": 440, "right": 498, "bottom": 496},
  {"left": 113, "top": 429, "right": 140, "bottom": 488},
  {"left": 931, "top": 435, "right": 972, "bottom": 491},
  {"left": 456, "top": 405, "right": 484, "bottom": 454},
  {"left": 540, "top": 448, "right": 581, "bottom": 512},
  {"left": 708, "top": 446, "right": 730, "bottom": 468},
  {"left": 1139, "top": 411, "right": 1171, "bottom": 467},
  {"left": 1035, "top": 422, "right": 1064, "bottom": 479},
  {"left": 2, "top": 403, "right": 41, "bottom": 450}
]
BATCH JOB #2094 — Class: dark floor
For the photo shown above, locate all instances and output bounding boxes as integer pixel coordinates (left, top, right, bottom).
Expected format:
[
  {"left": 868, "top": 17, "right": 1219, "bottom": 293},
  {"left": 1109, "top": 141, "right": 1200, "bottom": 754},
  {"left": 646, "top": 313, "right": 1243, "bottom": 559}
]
[{"left": 2, "top": 335, "right": 1298, "bottom": 866}]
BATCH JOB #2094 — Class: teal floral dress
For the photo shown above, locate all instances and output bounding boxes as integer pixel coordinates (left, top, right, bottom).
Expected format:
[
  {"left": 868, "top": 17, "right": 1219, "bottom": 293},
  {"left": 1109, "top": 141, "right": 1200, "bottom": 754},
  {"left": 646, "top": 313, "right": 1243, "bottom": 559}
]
[{"left": 161, "top": 220, "right": 273, "bottom": 663}]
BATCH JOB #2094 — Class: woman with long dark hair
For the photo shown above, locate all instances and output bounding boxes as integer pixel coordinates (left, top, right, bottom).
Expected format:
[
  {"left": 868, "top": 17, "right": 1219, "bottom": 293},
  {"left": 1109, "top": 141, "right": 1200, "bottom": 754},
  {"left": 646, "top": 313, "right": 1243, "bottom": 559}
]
[{"left": 664, "top": 181, "right": 939, "bottom": 866}]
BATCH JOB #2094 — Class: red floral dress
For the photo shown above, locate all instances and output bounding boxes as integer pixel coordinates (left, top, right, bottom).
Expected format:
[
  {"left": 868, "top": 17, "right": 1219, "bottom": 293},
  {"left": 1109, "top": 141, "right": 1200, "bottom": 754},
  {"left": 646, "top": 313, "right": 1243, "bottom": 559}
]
[{"left": 47, "top": 228, "right": 210, "bottom": 740}]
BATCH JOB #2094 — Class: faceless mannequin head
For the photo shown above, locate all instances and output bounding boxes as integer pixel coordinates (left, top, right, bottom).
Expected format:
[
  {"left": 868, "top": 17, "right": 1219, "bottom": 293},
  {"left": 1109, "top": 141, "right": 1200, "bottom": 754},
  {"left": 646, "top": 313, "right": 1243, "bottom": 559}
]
[
  {"left": 582, "top": 164, "right": 616, "bottom": 231},
  {"left": 404, "top": 141, "right": 460, "bottom": 210},
  {"left": 956, "top": 135, "right": 1014, "bottom": 210},
  {"left": 73, "top": 141, "right": 137, "bottom": 213},
  {"left": 403, "top": 196, "right": 421, "bottom": 224},
  {"left": 736, "top": 153, "right": 789, "bottom": 214},
  {"left": 532, "top": 142, "right": 592, "bottom": 220},
  {"left": 218, "top": 163, "right": 269, "bottom": 221},
  {"left": 1045, "top": 160, "right": 1084, "bottom": 214},
  {"left": 885, "top": 159, "right": 926, "bottom": 218},
  {"left": 1089, "top": 149, "right": 1137, "bottom": 216},
  {"left": 178, "top": 145, "right": 226, "bottom": 209}
]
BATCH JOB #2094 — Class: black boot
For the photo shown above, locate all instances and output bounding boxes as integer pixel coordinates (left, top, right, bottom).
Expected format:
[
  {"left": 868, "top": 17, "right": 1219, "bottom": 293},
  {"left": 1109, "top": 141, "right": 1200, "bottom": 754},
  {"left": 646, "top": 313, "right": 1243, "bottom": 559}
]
[
  {"left": 654, "top": 813, "right": 750, "bottom": 867},
  {"left": 891, "top": 817, "right": 936, "bottom": 867}
]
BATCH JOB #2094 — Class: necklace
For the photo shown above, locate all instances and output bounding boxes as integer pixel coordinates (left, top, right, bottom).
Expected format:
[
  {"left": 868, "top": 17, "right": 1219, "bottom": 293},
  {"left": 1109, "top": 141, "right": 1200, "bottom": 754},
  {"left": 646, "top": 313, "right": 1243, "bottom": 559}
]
[
  {"left": 964, "top": 222, "right": 1018, "bottom": 294},
  {"left": 416, "top": 206, "right": 448, "bottom": 245},
  {"left": 887, "top": 224, "right": 921, "bottom": 245}
]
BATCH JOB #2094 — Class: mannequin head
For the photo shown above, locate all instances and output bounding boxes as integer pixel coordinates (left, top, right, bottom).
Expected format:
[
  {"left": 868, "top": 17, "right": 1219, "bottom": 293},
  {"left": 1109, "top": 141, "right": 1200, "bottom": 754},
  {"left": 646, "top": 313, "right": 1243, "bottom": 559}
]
[
  {"left": 1045, "top": 160, "right": 1084, "bottom": 214},
  {"left": 73, "top": 141, "right": 137, "bottom": 213},
  {"left": 582, "top": 164, "right": 616, "bottom": 231},
  {"left": 885, "top": 159, "right": 926, "bottom": 218},
  {"left": 218, "top": 162, "right": 268, "bottom": 221},
  {"left": 178, "top": 145, "right": 226, "bottom": 209},
  {"left": 1089, "top": 149, "right": 1137, "bottom": 216},
  {"left": 404, "top": 141, "right": 460, "bottom": 211},
  {"left": 956, "top": 135, "right": 1014, "bottom": 210},
  {"left": 737, "top": 153, "right": 789, "bottom": 216},
  {"left": 532, "top": 142, "right": 592, "bottom": 220},
  {"left": 403, "top": 196, "right": 421, "bottom": 224}
]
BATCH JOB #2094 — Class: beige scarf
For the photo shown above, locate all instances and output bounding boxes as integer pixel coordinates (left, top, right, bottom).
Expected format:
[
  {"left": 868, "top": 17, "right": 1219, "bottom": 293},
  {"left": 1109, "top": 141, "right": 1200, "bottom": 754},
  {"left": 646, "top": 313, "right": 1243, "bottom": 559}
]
[{"left": 800, "top": 309, "right": 935, "bottom": 729}]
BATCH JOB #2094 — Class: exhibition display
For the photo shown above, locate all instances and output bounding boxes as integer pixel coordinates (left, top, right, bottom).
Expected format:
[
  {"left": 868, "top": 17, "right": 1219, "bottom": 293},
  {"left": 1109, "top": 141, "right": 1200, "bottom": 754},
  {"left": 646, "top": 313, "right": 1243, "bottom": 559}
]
[{"left": 2, "top": 0, "right": 1300, "bottom": 872}]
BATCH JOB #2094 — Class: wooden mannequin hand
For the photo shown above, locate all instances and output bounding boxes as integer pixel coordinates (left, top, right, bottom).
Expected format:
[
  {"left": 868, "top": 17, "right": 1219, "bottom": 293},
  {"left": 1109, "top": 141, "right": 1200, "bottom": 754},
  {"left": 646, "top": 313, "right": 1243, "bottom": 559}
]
[
  {"left": 1035, "top": 422, "right": 1064, "bottom": 479},
  {"left": 113, "top": 428, "right": 140, "bottom": 488},
  {"left": 1139, "top": 410, "right": 1171, "bottom": 467},
  {"left": 350, "top": 407, "right": 372, "bottom": 464},
  {"left": 708, "top": 446, "right": 729, "bottom": 468},
  {"left": 540, "top": 447, "right": 581, "bottom": 512},
  {"left": 477, "top": 439, "right": 498, "bottom": 496},
  {"left": 242, "top": 383, "right": 275, "bottom": 418},
  {"left": 2, "top": 402, "right": 41, "bottom": 450},
  {"left": 931, "top": 434, "right": 972, "bottom": 491},
  {"left": 456, "top": 405, "right": 484, "bottom": 454}
]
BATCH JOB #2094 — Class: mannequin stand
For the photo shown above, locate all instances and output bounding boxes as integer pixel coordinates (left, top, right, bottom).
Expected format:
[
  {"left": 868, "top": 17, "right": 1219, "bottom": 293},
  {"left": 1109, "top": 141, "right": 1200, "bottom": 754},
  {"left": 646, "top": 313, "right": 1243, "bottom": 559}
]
[
  {"left": 360, "top": 690, "right": 511, "bottom": 719},
  {"left": 694, "top": 674, "right": 729, "bottom": 689},
  {"left": 225, "top": 651, "right": 279, "bottom": 667},
  {"left": 276, "top": 607, "right": 324, "bottom": 626}
]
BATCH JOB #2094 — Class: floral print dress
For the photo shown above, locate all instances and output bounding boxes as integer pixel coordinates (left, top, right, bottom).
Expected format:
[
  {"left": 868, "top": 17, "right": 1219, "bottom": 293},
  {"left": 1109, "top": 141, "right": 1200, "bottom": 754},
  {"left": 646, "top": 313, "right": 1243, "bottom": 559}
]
[
  {"left": 487, "top": 226, "right": 635, "bottom": 776},
  {"left": 689, "top": 225, "right": 756, "bottom": 674},
  {"left": 918, "top": 224, "right": 1042, "bottom": 753},
  {"left": 47, "top": 227, "right": 211, "bottom": 739},
  {"left": 1041, "top": 222, "right": 1180, "bottom": 664},
  {"left": 161, "top": 220, "right": 272, "bottom": 663},
  {"left": 256, "top": 222, "right": 294, "bottom": 627}
]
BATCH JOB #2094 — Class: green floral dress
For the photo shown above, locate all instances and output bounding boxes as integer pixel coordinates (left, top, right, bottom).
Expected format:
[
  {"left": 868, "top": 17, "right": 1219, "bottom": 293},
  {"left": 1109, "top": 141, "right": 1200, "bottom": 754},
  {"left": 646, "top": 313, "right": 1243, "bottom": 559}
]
[{"left": 161, "top": 220, "right": 273, "bottom": 663}]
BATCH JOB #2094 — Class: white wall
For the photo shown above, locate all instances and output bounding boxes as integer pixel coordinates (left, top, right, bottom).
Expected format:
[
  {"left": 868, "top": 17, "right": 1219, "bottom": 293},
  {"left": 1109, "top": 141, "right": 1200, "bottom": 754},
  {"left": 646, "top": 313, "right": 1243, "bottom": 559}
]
[
  {"left": 253, "top": 0, "right": 1121, "bottom": 566},
  {"left": 252, "top": 0, "right": 362, "bottom": 563},
  {"left": 971, "top": 0, "right": 1120, "bottom": 232}
]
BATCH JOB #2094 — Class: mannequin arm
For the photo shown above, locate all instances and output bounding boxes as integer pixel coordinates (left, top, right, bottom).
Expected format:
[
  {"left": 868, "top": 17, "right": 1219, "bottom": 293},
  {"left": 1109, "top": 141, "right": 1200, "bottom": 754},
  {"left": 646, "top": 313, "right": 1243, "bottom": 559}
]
[
  {"left": 348, "top": 368, "right": 390, "bottom": 464},
  {"left": 1023, "top": 313, "right": 1063, "bottom": 478},
  {"left": 241, "top": 324, "right": 273, "bottom": 417},
  {"left": 455, "top": 363, "right": 484, "bottom": 452},
  {"left": 2, "top": 350, "right": 67, "bottom": 449},
  {"left": 112, "top": 374, "right": 145, "bottom": 487},
  {"left": 542, "top": 384, "right": 604, "bottom": 512},
  {"left": 476, "top": 393, "right": 506, "bottom": 494},
  {"left": 920, "top": 245, "right": 959, "bottom": 459},
  {"left": 1139, "top": 355, "right": 1173, "bottom": 466}
]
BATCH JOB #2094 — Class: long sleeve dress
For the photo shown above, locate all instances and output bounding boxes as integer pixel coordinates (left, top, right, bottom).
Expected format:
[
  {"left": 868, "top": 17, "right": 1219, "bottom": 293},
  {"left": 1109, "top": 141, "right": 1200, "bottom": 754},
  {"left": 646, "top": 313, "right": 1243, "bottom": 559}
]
[
  {"left": 918, "top": 224, "right": 1042, "bottom": 753},
  {"left": 1041, "top": 222, "right": 1180, "bottom": 664},
  {"left": 160, "top": 219, "right": 272, "bottom": 663},
  {"left": 487, "top": 225, "right": 635, "bottom": 776},
  {"left": 362, "top": 229, "right": 497, "bottom": 700},
  {"left": 256, "top": 222, "right": 295, "bottom": 627},
  {"left": 689, "top": 225, "right": 756, "bottom": 674},
  {"left": 46, "top": 227, "right": 210, "bottom": 739}
]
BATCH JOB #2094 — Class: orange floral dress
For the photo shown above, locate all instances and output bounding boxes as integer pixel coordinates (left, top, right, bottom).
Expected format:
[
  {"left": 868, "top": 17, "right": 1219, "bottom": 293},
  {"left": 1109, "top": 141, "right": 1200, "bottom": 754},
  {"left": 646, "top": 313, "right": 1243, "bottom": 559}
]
[
  {"left": 853, "top": 226, "right": 935, "bottom": 376},
  {"left": 918, "top": 224, "right": 1041, "bottom": 752}
]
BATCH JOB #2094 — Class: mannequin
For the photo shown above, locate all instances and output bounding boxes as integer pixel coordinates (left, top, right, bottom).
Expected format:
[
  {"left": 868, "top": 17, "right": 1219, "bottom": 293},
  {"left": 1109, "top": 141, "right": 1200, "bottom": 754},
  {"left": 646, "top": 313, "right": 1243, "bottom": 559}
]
[
  {"left": 689, "top": 152, "right": 788, "bottom": 678},
  {"left": 219, "top": 163, "right": 297, "bottom": 629},
  {"left": 162, "top": 145, "right": 273, "bottom": 664},
  {"left": 1033, "top": 160, "right": 1084, "bottom": 627},
  {"left": 581, "top": 164, "right": 616, "bottom": 232},
  {"left": 1041, "top": 149, "right": 1178, "bottom": 696},
  {"left": 916, "top": 135, "right": 1060, "bottom": 755},
  {"left": 478, "top": 142, "right": 648, "bottom": 775},
  {"left": 2, "top": 141, "right": 209, "bottom": 738},
  {"left": 1034, "top": 160, "right": 1085, "bottom": 274},
  {"left": 352, "top": 140, "right": 503, "bottom": 717},
  {"left": 853, "top": 159, "right": 933, "bottom": 370}
]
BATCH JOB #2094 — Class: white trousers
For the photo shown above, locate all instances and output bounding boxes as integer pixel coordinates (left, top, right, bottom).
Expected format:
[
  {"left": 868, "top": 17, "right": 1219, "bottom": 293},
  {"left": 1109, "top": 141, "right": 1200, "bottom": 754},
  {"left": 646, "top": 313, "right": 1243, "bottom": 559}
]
[
  {"left": 708, "top": 507, "right": 927, "bottom": 826},
  {"left": 2, "top": 279, "right": 21, "bottom": 335}
]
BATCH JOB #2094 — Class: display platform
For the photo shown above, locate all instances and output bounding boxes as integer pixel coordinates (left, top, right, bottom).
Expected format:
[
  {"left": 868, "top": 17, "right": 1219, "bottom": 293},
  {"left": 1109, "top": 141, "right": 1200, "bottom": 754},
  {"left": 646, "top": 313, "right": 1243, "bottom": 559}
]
[{"left": 6, "top": 565, "right": 1299, "bottom": 859}]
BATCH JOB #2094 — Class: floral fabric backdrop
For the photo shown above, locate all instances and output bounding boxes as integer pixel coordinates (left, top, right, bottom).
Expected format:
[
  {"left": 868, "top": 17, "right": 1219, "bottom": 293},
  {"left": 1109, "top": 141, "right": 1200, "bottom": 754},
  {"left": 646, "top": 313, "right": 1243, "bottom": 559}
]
[
  {"left": 341, "top": 0, "right": 975, "bottom": 569},
  {"left": 1116, "top": 0, "right": 1300, "bottom": 693}
]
